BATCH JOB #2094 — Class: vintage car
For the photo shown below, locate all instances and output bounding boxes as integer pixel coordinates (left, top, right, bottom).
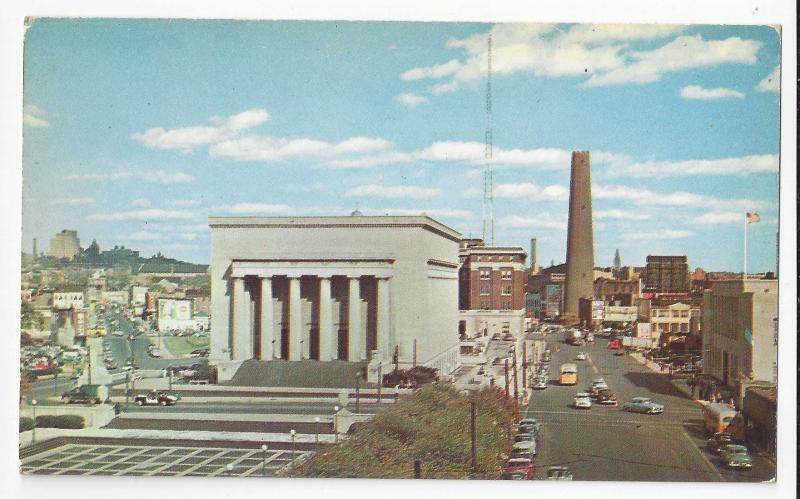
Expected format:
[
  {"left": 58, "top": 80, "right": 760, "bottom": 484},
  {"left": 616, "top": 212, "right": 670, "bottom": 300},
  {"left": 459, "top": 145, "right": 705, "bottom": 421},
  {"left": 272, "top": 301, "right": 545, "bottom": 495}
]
[
  {"left": 623, "top": 397, "right": 664, "bottom": 414},
  {"left": 134, "top": 391, "right": 178, "bottom": 406},
  {"left": 719, "top": 444, "right": 753, "bottom": 470},
  {"left": 595, "top": 389, "right": 618, "bottom": 406},
  {"left": 574, "top": 392, "right": 592, "bottom": 409},
  {"left": 501, "top": 458, "right": 535, "bottom": 480},
  {"left": 546, "top": 466, "right": 575, "bottom": 480}
]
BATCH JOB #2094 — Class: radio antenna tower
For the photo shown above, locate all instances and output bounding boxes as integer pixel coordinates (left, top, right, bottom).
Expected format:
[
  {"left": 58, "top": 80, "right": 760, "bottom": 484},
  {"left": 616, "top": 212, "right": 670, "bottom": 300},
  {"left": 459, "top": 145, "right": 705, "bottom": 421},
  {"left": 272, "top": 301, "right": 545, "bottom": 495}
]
[{"left": 482, "top": 33, "right": 495, "bottom": 245}]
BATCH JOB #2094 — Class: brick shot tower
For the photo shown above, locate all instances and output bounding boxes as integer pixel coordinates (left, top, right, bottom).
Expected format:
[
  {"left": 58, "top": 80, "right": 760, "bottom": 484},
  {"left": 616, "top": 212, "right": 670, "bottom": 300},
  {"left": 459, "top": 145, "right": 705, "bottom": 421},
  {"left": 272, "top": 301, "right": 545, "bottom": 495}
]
[{"left": 562, "top": 151, "right": 595, "bottom": 322}]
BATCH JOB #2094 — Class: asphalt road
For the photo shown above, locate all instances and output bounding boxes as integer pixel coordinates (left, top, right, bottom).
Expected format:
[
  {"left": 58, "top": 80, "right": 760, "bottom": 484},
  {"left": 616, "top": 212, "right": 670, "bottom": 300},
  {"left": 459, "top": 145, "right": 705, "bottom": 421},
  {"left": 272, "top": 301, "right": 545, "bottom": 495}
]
[{"left": 523, "top": 333, "right": 771, "bottom": 482}]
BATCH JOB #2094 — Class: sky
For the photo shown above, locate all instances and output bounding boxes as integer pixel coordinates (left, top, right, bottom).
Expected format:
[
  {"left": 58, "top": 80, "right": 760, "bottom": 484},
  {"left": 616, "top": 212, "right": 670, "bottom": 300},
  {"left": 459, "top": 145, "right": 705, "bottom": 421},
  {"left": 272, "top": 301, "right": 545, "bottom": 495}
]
[{"left": 21, "top": 20, "right": 781, "bottom": 271}]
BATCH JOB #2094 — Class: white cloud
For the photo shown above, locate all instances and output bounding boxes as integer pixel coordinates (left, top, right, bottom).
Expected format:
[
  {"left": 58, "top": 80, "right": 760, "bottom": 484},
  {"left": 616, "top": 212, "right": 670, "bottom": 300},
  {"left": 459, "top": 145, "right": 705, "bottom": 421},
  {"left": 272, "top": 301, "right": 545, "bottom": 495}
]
[
  {"left": 403, "top": 25, "right": 762, "bottom": 92},
  {"left": 493, "top": 182, "right": 568, "bottom": 200},
  {"left": 133, "top": 108, "right": 270, "bottom": 152},
  {"left": 224, "top": 203, "right": 292, "bottom": 214},
  {"left": 49, "top": 197, "right": 94, "bottom": 206},
  {"left": 497, "top": 214, "right": 567, "bottom": 230},
  {"left": 324, "top": 152, "right": 414, "bottom": 169},
  {"left": 680, "top": 85, "right": 744, "bottom": 100},
  {"left": 210, "top": 134, "right": 390, "bottom": 162},
  {"left": 396, "top": 93, "right": 430, "bottom": 107},
  {"left": 23, "top": 104, "right": 50, "bottom": 128},
  {"left": 402, "top": 59, "right": 462, "bottom": 81},
  {"left": 416, "top": 141, "right": 570, "bottom": 168},
  {"left": 87, "top": 209, "right": 196, "bottom": 221},
  {"left": 67, "top": 170, "right": 194, "bottom": 184},
  {"left": 593, "top": 183, "right": 766, "bottom": 211},
  {"left": 594, "top": 209, "right": 650, "bottom": 220},
  {"left": 346, "top": 184, "right": 440, "bottom": 199},
  {"left": 755, "top": 65, "right": 780, "bottom": 92},
  {"left": 621, "top": 230, "right": 693, "bottom": 241},
  {"left": 131, "top": 198, "right": 151, "bottom": 207},
  {"left": 689, "top": 212, "right": 743, "bottom": 225},
  {"left": 584, "top": 35, "right": 762, "bottom": 87},
  {"left": 608, "top": 154, "right": 778, "bottom": 178}
]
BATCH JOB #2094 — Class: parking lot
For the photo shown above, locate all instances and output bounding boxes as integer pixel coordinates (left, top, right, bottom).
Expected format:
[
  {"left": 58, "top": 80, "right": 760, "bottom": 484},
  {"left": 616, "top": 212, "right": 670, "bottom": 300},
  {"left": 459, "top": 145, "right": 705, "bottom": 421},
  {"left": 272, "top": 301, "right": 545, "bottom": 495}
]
[{"left": 21, "top": 441, "right": 310, "bottom": 477}]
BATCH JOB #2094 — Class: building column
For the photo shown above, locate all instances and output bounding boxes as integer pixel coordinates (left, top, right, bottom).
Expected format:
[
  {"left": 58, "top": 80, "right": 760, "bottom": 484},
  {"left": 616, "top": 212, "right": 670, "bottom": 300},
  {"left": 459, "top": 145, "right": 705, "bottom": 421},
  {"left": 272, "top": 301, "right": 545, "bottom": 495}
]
[
  {"left": 289, "top": 277, "right": 303, "bottom": 361},
  {"left": 377, "top": 277, "right": 391, "bottom": 360},
  {"left": 348, "top": 277, "right": 364, "bottom": 361},
  {"left": 260, "top": 277, "right": 274, "bottom": 360},
  {"left": 319, "top": 277, "right": 334, "bottom": 361},
  {"left": 232, "top": 277, "right": 252, "bottom": 360}
]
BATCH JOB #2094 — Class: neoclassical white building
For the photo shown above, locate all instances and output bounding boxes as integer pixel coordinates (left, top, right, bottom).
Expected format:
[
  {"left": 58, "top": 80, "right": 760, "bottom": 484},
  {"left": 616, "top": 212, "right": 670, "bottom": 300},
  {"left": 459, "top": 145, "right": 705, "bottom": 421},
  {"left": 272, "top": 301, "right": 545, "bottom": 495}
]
[{"left": 209, "top": 215, "right": 462, "bottom": 382}]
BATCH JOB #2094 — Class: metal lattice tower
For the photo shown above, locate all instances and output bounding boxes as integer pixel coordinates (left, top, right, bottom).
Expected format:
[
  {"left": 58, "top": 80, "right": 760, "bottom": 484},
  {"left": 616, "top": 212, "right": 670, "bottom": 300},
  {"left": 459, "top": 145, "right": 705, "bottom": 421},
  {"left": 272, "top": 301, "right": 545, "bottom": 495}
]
[{"left": 482, "top": 34, "right": 494, "bottom": 245}]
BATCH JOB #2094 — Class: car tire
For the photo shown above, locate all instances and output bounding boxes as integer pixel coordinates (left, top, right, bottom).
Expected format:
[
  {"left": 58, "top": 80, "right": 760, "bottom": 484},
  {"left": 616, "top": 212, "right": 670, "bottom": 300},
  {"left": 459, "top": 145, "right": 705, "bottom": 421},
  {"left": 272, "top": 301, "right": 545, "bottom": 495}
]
[
  {"left": 136, "top": 400, "right": 143, "bottom": 406},
  {"left": 160, "top": 400, "right": 167, "bottom": 406}
]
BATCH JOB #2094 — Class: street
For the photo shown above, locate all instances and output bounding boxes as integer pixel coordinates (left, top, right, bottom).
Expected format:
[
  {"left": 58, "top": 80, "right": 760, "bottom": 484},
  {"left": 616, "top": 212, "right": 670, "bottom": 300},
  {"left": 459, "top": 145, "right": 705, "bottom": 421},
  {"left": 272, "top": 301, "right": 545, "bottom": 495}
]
[{"left": 523, "top": 333, "right": 774, "bottom": 482}]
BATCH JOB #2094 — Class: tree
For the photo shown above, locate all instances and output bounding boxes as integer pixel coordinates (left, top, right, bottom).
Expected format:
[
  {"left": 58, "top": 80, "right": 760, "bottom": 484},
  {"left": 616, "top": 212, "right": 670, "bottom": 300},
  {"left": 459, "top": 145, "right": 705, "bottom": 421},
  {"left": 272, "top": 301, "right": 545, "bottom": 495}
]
[{"left": 21, "top": 302, "right": 44, "bottom": 330}]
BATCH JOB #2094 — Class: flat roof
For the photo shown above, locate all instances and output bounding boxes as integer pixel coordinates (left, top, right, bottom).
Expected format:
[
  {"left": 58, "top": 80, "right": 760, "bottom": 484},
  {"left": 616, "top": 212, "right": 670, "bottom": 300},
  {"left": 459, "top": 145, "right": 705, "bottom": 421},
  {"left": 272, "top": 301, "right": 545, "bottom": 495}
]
[{"left": 208, "top": 215, "right": 462, "bottom": 242}]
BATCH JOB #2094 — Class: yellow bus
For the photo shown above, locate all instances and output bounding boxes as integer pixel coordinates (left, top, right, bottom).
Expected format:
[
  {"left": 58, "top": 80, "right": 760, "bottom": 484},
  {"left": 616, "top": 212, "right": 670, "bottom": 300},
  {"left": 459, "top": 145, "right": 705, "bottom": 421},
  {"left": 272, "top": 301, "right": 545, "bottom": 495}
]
[
  {"left": 559, "top": 363, "right": 578, "bottom": 386},
  {"left": 702, "top": 402, "right": 744, "bottom": 439}
]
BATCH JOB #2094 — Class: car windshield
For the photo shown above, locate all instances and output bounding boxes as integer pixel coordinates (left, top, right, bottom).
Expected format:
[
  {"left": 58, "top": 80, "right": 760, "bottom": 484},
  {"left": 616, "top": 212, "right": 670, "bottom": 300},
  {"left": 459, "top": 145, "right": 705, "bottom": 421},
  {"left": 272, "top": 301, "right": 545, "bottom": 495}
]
[{"left": 633, "top": 398, "right": 651, "bottom": 403}]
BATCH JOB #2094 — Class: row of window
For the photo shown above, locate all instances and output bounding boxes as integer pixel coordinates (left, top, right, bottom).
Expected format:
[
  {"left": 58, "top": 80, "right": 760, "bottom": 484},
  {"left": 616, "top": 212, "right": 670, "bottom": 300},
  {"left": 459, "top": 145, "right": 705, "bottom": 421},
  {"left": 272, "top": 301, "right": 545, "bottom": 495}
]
[
  {"left": 653, "top": 309, "right": 690, "bottom": 318},
  {"left": 479, "top": 301, "right": 515, "bottom": 310},
  {"left": 480, "top": 285, "right": 513, "bottom": 295},
  {"left": 474, "top": 255, "right": 518, "bottom": 262},
  {"left": 479, "top": 269, "right": 513, "bottom": 280}
]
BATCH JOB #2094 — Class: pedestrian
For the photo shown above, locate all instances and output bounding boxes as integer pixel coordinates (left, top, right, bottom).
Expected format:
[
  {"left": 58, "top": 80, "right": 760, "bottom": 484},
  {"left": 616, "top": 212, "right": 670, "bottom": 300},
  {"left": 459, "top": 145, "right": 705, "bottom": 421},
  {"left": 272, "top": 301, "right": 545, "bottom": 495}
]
[{"left": 728, "top": 397, "right": 736, "bottom": 409}]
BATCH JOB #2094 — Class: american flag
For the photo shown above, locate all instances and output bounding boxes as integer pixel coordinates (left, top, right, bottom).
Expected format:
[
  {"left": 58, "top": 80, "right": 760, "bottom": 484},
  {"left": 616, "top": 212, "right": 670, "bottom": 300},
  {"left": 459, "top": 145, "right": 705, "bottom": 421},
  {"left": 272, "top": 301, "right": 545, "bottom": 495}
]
[{"left": 745, "top": 212, "right": 761, "bottom": 224}]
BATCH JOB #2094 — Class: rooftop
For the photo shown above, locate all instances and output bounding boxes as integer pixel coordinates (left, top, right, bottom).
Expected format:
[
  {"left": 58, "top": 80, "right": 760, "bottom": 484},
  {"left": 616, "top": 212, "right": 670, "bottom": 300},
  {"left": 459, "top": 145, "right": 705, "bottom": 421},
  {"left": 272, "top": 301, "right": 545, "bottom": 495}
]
[{"left": 208, "top": 215, "right": 462, "bottom": 242}]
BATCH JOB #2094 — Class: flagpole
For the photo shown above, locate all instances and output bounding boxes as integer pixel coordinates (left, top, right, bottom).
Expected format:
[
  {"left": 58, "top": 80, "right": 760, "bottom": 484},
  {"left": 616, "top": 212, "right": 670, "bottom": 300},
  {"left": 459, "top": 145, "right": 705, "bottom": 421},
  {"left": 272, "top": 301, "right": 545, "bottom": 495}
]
[{"left": 743, "top": 209, "right": 747, "bottom": 280}]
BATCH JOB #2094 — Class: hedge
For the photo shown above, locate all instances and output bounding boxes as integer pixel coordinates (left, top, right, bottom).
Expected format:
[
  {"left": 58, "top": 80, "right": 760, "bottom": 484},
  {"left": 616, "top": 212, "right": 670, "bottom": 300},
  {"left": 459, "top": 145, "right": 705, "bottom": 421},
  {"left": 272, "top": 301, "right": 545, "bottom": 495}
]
[
  {"left": 292, "top": 384, "right": 518, "bottom": 479},
  {"left": 34, "top": 415, "right": 85, "bottom": 429},
  {"left": 19, "top": 417, "right": 34, "bottom": 432}
]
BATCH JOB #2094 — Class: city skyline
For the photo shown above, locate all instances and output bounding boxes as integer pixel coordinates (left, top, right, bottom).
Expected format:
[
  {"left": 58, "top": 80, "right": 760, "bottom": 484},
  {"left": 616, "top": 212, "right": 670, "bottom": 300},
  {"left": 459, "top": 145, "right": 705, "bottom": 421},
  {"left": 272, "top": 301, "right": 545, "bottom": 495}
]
[{"left": 22, "top": 20, "right": 780, "bottom": 271}]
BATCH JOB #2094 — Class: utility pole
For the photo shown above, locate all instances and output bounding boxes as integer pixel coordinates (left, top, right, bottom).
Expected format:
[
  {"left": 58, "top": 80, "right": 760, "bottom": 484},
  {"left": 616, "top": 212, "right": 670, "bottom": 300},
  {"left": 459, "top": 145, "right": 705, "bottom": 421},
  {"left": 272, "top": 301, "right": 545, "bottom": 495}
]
[
  {"left": 512, "top": 349, "right": 519, "bottom": 401},
  {"left": 503, "top": 359, "right": 510, "bottom": 399},
  {"left": 521, "top": 342, "right": 528, "bottom": 389},
  {"left": 412, "top": 339, "right": 417, "bottom": 367},
  {"left": 86, "top": 344, "right": 92, "bottom": 385},
  {"left": 355, "top": 372, "right": 361, "bottom": 413}
]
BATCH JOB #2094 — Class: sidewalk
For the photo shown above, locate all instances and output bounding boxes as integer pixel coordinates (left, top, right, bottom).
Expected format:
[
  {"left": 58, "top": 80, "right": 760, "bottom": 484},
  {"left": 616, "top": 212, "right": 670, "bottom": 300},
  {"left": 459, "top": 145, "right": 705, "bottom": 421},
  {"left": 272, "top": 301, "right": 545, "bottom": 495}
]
[{"left": 628, "top": 352, "right": 699, "bottom": 402}]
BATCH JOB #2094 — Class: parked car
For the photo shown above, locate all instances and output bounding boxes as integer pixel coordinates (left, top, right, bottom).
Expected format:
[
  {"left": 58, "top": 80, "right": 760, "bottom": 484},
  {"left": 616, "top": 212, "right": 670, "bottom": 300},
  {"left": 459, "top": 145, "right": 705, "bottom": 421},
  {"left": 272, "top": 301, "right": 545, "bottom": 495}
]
[
  {"left": 586, "top": 334, "right": 595, "bottom": 343},
  {"left": 575, "top": 352, "right": 587, "bottom": 361},
  {"left": 134, "top": 391, "right": 178, "bottom": 406},
  {"left": 105, "top": 360, "right": 118, "bottom": 370},
  {"left": 595, "top": 389, "right": 618, "bottom": 406},
  {"left": 706, "top": 432, "right": 735, "bottom": 454},
  {"left": 574, "top": 392, "right": 592, "bottom": 409},
  {"left": 546, "top": 466, "right": 575, "bottom": 480},
  {"left": 514, "top": 433, "right": 536, "bottom": 443},
  {"left": 112, "top": 330, "right": 125, "bottom": 337},
  {"left": 149, "top": 349, "right": 162, "bottom": 358},
  {"left": 61, "top": 385, "right": 102, "bottom": 404},
  {"left": 623, "top": 397, "right": 664, "bottom": 414},
  {"left": 518, "top": 418, "right": 541, "bottom": 434},
  {"left": 511, "top": 439, "right": 537, "bottom": 457},
  {"left": 719, "top": 444, "right": 753, "bottom": 470},
  {"left": 501, "top": 457, "right": 535, "bottom": 480},
  {"left": 532, "top": 377, "right": 548, "bottom": 390}
]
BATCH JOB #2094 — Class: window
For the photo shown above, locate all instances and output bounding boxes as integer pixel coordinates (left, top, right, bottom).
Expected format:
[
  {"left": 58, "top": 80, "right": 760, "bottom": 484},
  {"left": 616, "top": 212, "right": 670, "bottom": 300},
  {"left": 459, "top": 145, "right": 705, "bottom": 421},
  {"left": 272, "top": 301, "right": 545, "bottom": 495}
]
[
  {"left": 501, "top": 285, "right": 512, "bottom": 296},
  {"left": 480, "top": 285, "right": 490, "bottom": 296},
  {"left": 501, "top": 302, "right": 512, "bottom": 310},
  {"left": 501, "top": 270, "right": 512, "bottom": 280},
  {"left": 480, "top": 269, "right": 491, "bottom": 280},
  {"left": 680, "top": 310, "right": 689, "bottom": 318},
  {"left": 672, "top": 311, "right": 681, "bottom": 318},
  {"left": 480, "top": 301, "right": 490, "bottom": 310}
]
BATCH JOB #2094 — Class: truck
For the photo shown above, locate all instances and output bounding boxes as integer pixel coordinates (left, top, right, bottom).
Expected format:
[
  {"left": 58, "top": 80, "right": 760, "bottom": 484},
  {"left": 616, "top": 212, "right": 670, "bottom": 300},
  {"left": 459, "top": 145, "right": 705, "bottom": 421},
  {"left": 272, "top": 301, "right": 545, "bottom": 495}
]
[
  {"left": 563, "top": 329, "right": 584, "bottom": 346},
  {"left": 622, "top": 337, "right": 657, "bottom": 350}
]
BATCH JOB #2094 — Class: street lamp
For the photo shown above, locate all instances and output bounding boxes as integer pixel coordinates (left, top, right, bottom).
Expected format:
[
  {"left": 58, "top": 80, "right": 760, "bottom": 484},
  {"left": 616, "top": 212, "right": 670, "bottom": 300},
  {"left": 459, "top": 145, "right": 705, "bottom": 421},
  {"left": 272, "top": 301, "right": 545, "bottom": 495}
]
[
  {"left": 355, "top": 372, "right": 362, "bottom": 413},
  {"left": 290, "top": 429, "right": 296, "bottom": 461},
  {"left": 333, "top": 406, "right": 340, "bottom": 444},
  {"left": 30, "top": 399, "right": 37, "bottom": 445},
  {"left": 261, "top": 443, "right": 268, "bottom": 477}
]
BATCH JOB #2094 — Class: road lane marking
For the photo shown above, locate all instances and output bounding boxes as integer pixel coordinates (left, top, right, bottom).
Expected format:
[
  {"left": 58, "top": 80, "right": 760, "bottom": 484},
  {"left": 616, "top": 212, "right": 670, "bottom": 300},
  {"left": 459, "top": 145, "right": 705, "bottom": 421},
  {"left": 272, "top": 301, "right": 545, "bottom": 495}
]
[{"left": 680, "top": 426, "right": 725, "bottom": 482}]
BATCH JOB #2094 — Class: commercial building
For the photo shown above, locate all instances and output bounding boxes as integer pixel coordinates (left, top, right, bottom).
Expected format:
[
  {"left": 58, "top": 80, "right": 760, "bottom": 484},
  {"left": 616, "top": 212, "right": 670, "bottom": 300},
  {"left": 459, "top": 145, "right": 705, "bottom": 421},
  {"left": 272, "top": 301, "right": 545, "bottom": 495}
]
[
  {"left": 52, "top": 291, "right": 85, "bottom": 311},
  {"left": 48, "top": 229, "right": 81, "bottom": 260},
  {"left": 563, "top": 151, "right": 595, "bottom": 322},
  {"left": 157, "top": 298, "right": 194, "bottom": 331},
  {"left": 702, "top": 278, "right": 778, "bottom": 387},
  {"left": 458, "top": 240, "right": 527, "bottom": 338},
  {"left": 594, "top": 277, "right": 640, "bottom": 306},
  {"left": 643, "top": 255, "right": 690, "bottom": 294},
  {"left": 209, "top": 215, "right": 462, "bottom": 383}
]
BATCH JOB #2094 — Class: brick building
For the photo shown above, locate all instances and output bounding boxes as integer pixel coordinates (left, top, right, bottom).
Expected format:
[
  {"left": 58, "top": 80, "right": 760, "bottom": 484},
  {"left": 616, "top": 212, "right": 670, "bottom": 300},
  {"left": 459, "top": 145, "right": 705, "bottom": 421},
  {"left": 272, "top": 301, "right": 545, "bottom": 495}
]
[
  {"left": 643, "top": 255, "right": 690, "bottom": 293},
  {"left": 458, "top": 240, "right": 527, "bottom": 338}
]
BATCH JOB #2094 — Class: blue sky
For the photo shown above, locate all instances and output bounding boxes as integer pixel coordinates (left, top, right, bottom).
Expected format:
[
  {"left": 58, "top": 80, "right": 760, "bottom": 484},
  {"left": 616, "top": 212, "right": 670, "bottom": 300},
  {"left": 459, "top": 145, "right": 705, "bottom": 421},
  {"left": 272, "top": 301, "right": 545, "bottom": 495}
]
[{"left": 22, "top": 20, "right": 780, "bottom": 271}]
